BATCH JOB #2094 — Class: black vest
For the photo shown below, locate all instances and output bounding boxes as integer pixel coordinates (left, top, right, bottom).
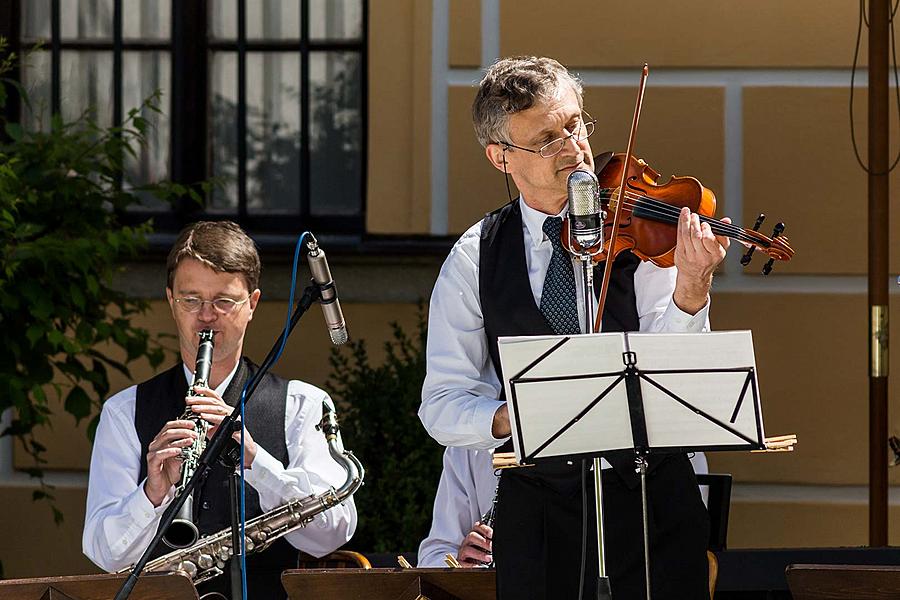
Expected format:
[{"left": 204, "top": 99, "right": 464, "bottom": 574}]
[
  {"left": 135, "top": 358, "right": 297, "bottom": 595},
  {"left": 479, "top": 200, "right": 656, "bottom": 490}
]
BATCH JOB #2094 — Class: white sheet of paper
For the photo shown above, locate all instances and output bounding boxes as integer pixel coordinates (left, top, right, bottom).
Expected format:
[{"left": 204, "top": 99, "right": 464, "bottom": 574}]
[{"left": 497, "top": 331, "right": 763, "bottom": 462}]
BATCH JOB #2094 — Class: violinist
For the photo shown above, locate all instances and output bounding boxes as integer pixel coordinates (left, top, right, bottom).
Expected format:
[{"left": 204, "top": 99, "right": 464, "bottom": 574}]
[{"left": 419, "top": 56, "right": 728, "bottom": 599}]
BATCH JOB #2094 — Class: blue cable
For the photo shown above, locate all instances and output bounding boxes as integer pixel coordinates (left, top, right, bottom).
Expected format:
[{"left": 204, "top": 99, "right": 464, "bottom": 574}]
[{"left": 238, "top": 231, "right": 309, "bottom": 599}]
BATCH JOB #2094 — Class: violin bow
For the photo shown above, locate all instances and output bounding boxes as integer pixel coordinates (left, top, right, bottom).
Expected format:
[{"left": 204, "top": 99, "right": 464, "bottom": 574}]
[{"left": 595, "top": 63, "right": 649, "bottom": 333}]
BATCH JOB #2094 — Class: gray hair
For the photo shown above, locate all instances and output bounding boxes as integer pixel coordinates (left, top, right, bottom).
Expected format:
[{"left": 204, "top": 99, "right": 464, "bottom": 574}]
[{"left": 472, "top": 56, "right": 584, "bottom": 148}]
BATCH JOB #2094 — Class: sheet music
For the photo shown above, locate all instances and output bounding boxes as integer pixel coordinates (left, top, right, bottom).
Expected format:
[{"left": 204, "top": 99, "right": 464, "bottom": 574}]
[{"left": 497, "top": 331, "right": 764, "bottom": 462}]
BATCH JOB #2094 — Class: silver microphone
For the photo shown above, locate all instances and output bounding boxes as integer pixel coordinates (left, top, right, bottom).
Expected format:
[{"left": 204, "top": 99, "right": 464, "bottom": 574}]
[
  {"left": 566, "top": 169, "right": 604, "bottom": 251},
  {"left": 306, "top": 235, "right": 349, "bottom": 345}
]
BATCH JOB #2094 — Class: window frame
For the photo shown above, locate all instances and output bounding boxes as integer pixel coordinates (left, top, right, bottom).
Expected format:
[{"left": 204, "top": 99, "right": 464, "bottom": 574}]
[{"left": 2, "top": 0, "right": 368, "bottom": 237}]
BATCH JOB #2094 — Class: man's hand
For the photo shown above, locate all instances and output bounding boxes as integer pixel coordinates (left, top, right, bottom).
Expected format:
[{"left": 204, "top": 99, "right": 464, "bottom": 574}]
[
  {"left": 187, "top": 386, "right": 258, "bottom": 468},
  {"left": 144, "top": 419, "right": 197, "bottom": 507},
  {"left": 457, "top": 521, "right": 493, "bottom": 567},
  {"left": 492, "top": 404, "right": 510, "bottom": 438},
  {"left": 673, "top": 207, "right": 731, "bottom": 315}
]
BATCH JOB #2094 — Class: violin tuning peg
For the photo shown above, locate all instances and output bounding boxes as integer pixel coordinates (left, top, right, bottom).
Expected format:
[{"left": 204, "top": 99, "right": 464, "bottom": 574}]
[
  {"left": 740, "top": 247, "right": 755, "bottom": 266},
  {"left": 740, "top": 213, "right": 767, "bottom": 267},
  {"left": 771, "top": 222, "right": 785, "bottom": 238},
  {"left": 751, "top": 213, "right": 766, "bottom": 232},
  {"left": 760, "top": 223, "right": 785, "bottom": 274}
]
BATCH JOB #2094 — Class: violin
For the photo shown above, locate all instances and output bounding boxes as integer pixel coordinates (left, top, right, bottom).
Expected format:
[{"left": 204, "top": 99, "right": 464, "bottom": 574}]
[
  {"left": 579, "top": 64, "right": 794, "bottom": 333},
  {"left": 562, "top": 152, "right": 795, "bottom": 271}
]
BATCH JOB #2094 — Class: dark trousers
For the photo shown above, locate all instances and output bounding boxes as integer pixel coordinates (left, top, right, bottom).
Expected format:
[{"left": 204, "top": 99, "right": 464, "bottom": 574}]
[{"left": 493, "top": 454, "right": 709, "bottom": 600}]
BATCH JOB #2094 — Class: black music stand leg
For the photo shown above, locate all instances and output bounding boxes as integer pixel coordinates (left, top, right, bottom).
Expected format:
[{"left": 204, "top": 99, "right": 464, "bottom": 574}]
[
  {"left": 636, "top": 453, "right": 651, "bottom": 600},
  {"left": 597, "top": 576, "right": 612, "bottom": 600}
]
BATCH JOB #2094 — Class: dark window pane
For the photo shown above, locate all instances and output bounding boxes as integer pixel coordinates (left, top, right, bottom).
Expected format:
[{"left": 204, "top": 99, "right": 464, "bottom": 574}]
[
  {"left": 19, "top": 50, "right": 52, "bottom": 131},
  {"left": 247, "top": 1, "right": 300, "bottom": 40},
  {"left": 209, "top": 0, "right": 236, "bottom": 40},
  {"left": 21, "top": 0, "right": 51, "bottom": 40},
  {"left": 209, "top": 52, "right": 238, "bottom": 213},
  {"left": 60, "top": 0, "right": 114, "bottom": 40},
  {"left": 246, "top": 52, "right": 301, "bottom": 214},
  {"left": 123, "top": 0, "right": 171, "bottom": 40},
  {"left": 60, "top": 51, "right": 114, "bottom": 127},
  {"left": 309, "top": 52, "right": 361, "bottom": 217},
  {"left": 123, "top": 51, "right": 171, "bottom": 209},
  {"left": 310, "top": 0, "right": 363, "bottom": 40}
]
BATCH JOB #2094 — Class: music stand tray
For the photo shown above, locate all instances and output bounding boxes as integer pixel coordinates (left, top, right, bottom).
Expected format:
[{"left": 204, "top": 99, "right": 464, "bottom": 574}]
[
  {"left": 786, "top": 563, "right": 900, "bottom": 600},
  {"left": 281, "top": 568, "right": 495, "bottom": 600},
  {"left": 0, "top": 573, "right": 197, "bottom": 600}
]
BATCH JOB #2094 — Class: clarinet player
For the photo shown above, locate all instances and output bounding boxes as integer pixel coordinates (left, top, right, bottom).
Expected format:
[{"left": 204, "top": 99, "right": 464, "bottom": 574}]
[{"left": 83, "top": 221, "right": 357, "bottom": 599}]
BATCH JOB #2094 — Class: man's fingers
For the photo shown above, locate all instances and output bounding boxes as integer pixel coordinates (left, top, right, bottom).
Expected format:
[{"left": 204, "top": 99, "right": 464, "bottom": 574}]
[
  {"left": 147, "top": 447, "right": 183, "bottom": 466},
  {"left": 458, "top": 542, "right": 492, "bottom": 566},
  {"left": 148, "top": 428, "right": 197, "bottom": 451}
]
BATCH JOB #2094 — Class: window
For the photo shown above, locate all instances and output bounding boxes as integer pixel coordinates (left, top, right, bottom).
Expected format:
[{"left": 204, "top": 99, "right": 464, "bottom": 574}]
[{"left": 5, "top": 0, "right": 367, "bottom": 235}]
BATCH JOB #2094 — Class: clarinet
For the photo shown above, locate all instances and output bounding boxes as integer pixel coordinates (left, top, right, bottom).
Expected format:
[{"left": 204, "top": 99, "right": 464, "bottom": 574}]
[
  {"left": 479, "top": 481, "right": 500, "bottom": 568},
  {"left": 162, "top": 329, "right": 215, "bottom": 549}
]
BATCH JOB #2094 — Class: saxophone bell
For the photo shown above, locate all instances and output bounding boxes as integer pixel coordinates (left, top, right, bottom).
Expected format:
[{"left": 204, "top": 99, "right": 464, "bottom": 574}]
[{"left": 162, "top": 329, "right": 215, "bottom": 550}]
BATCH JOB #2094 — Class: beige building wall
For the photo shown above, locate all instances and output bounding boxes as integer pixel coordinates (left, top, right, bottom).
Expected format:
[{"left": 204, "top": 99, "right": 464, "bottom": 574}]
[{"left": 4, "top": 0, "right": 899, "bottom": 578}]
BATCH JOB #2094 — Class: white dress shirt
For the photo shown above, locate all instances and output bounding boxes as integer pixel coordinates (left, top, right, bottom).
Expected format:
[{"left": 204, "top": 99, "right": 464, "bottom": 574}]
[
  {"left": 417, "top": 447, "right": 498, "bottom": 567},
  {"left": 83, "top": 362, "right": 357, "bottom": 572},
  {"left": 419, "top": 197, "right": 710, "bottom": 451}
]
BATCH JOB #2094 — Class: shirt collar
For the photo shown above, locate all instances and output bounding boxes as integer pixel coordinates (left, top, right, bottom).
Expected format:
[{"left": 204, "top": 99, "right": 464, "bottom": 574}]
[
  {"left": 181, "top": 359, "right": 240, "bottom": 396},
  {"left": 519, "top": 196, "right": 567, "bottom": 249}
]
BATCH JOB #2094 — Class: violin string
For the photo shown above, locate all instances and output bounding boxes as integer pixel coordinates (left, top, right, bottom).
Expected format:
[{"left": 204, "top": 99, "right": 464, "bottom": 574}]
[
  {"left": 600, "top": 190, "right": 766, "bottom": 245},
  {"left": 604, "top": 189, "right": 774, "bottom": 244},
  {"left": 611, "top": 189, "right": 748, "bottom": 236}
]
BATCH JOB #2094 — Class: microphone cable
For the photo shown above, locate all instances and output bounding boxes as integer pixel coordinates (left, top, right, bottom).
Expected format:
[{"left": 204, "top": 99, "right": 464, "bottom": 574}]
[{"left": 237, "top": 231, "right": 310, "bottom": 599}]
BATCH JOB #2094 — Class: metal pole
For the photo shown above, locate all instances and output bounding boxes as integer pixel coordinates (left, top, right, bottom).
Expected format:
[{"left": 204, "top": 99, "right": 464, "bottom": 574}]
[{"left": 868, "top": 0, "right": 890, "bottom": 547}]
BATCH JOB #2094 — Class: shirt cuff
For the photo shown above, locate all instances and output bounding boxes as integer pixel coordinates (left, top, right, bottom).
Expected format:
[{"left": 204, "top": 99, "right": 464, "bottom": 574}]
[
  {"left": 479, "top": 399, "right": 509, "bottom": 447},
  {"left": 132, "top": 479, "right": 172, "bottom": 526},
  {"left": 661, "top": 297, "right": 710, "bottom": 332}
]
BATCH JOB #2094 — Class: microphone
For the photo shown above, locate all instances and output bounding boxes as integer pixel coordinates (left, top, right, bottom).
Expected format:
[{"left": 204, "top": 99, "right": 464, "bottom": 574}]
[
  {"left": 305, "top": 236, "right": 349, "bottom": 345},
  {"left": 566, "top": 169, "right": 604, "bottom": 252}
]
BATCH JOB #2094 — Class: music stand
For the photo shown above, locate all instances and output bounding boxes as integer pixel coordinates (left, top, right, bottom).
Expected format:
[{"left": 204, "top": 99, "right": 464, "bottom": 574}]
[
  {"left": 281, "top": 568, "right": 495, "bottom": 600},
  {"left": 786, "top": 564, "right": 900, "bottom": 600},
  {"left": 0, "top": 573, "right": 197, "bottom": 600},
  {"left": 497, "top": 330, "right": 766, "bottom": 600}
]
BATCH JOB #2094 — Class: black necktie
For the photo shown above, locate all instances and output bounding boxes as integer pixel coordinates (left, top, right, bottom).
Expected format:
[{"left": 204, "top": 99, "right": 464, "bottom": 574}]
[{"left": 539, "top": 217, "right": 580, "bottom": 335}]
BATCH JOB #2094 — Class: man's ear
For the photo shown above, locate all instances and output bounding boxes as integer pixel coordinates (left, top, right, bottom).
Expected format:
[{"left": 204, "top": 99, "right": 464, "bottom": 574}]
[{"left": 485, "top": 143, "right": 510, "bottom": 173}]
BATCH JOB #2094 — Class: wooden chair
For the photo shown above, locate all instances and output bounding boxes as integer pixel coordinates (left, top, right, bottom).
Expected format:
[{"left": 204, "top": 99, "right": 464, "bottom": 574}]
[
  {"left": 296, "top": 550, "right": 372, "bottom": 569},
  {"left": 707, "top": 550, "right": 718, "bottom": 600}
]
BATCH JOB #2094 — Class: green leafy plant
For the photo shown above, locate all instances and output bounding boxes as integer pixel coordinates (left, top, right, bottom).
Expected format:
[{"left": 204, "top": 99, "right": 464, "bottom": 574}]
[
  {"left": 0, "top": 40, "right": 189, "bottom": 522},
  {"left": 327, "top": 305, "right": 444, "bottom": 553}
]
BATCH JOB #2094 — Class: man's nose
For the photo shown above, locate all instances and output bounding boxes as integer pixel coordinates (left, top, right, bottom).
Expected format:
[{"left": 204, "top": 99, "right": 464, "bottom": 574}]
[
  {"left": 197, "top": 302, "right": 218, "bottom": 320},
  {"left": 560, "top": 133, "right": 582, "bottom": 158}
]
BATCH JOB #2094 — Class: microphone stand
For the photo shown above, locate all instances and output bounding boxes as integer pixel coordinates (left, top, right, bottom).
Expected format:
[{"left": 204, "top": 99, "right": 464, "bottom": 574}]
[
  {"left": 114, "top": 283, "right": 323, "bottom": 600},
  {"left": 566, "top": 223, "right": 611, "bottom": 600}
]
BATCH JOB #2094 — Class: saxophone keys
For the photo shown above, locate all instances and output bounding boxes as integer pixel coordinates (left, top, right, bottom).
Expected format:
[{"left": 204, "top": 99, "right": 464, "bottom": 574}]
[
  {"left": 197, "top": 553, "right": 215, "bottom": 569},
  {"left": 176, "top": 561, "right": 198, "bottom": 579}
]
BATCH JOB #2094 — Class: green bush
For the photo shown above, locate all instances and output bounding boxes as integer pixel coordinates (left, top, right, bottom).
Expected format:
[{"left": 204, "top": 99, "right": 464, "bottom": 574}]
[
  {"left": 0, "top": 41, "right": 189, "bottom": 521},
  {"left": 327, "top": 305, "right": 444, "bottom": 553}
]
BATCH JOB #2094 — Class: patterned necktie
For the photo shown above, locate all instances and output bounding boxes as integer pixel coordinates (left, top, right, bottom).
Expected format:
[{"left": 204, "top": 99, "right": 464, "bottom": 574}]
[{"left": 540, "top": 216, "right": 581, "bottom": 335}]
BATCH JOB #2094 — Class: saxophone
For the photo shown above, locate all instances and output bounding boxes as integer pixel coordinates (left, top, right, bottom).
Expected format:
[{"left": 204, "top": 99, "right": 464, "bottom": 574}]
[
  {"left": 122, "top": 402, "right": 364, "bottom": 585},
  {"left": 162, "top": 329, "right": 215, "bottom": 550}
]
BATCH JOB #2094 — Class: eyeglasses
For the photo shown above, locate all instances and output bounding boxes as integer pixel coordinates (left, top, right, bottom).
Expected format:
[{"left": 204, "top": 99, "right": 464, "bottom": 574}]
[
  {"left": 500, "top": 112, "right": 596, "bottom": 158},
  {"left": 174, "top": 295, "right": 251, "bottom": 315}
]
